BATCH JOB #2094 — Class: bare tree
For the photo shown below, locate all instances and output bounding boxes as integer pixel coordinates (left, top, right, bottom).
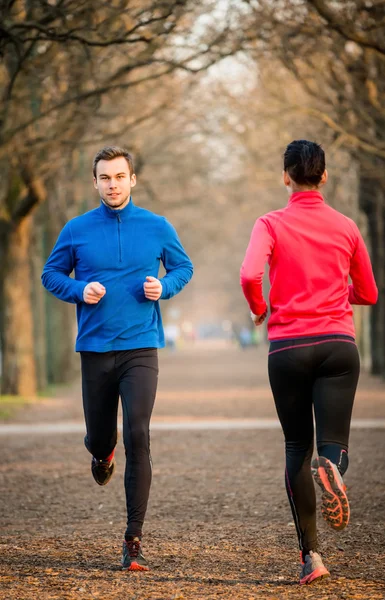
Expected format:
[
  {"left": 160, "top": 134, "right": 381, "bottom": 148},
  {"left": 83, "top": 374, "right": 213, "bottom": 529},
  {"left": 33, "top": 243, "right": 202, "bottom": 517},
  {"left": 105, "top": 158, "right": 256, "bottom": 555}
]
[
  {"left": 0, "top": 0, "right": 245, "bottom": 394},
  {"left": 239, "top": 0, "right": 385, "bottom": 374}
]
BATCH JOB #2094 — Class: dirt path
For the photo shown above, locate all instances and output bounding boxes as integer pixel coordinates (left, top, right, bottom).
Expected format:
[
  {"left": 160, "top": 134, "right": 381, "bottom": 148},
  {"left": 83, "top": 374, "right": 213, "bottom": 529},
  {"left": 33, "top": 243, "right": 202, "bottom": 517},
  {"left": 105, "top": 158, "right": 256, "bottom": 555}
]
[{"left": 1, "top": 344, "right": 385, "bottom": 599}]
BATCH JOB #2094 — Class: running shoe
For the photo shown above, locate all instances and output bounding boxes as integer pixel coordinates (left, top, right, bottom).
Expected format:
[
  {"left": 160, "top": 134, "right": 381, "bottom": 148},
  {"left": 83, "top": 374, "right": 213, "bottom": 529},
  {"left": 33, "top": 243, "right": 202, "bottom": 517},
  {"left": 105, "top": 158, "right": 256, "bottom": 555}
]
[
  {"left": 300, "top": 551, "right": 330, "bottom": 585},
  {"left": 311, "top": 455, "right": 350, "bottom": 531},
  {"left": 121, "top": 537, "right": 149, "bottom": 571},
  {"left": 91, "top": 451, "right": 115, "bottom": 486}
]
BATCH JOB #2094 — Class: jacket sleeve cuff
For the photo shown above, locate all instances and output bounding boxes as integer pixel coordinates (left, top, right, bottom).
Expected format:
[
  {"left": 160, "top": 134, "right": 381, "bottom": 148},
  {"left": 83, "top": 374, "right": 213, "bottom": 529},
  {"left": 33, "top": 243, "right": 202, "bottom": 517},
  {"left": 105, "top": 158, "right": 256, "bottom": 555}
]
[
  {"left": 73, "top": 280, "right": 88, "bottom": 303},
  {"left": 250, "top": 301, "right": 267, "bottom": 316},
  {"left": 159, "top": 278, "right": 169, "bottom": 300}
]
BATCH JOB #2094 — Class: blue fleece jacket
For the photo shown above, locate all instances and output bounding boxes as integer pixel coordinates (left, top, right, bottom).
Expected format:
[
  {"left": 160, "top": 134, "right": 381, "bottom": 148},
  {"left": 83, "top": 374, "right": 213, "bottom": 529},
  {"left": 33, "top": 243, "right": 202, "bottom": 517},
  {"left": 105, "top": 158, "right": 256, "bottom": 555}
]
[{"left": 42, "top": 199, "right": 193, "bottom": 352}]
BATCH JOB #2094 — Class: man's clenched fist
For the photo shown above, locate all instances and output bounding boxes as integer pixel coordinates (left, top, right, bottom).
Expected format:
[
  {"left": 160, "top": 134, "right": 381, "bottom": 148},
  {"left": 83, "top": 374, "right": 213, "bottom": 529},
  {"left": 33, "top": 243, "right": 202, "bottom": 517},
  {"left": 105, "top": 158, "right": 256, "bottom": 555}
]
[
  {"left": 143, "top": 276, "right": 162, "bottom": 301},
  {"left": 83, "top": 282, "right": 106, "bottom": 304}
]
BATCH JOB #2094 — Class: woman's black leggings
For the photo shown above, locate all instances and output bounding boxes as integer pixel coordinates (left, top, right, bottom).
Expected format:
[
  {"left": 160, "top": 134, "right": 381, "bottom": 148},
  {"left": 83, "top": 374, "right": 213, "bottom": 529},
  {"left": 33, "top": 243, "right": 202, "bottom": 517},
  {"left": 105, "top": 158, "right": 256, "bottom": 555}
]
[
  {"left": 81, "top": 348, "right": 158, "bottom": 540},
  {"left": 268, "top": 335, "right": 360, "bottom": 556}
]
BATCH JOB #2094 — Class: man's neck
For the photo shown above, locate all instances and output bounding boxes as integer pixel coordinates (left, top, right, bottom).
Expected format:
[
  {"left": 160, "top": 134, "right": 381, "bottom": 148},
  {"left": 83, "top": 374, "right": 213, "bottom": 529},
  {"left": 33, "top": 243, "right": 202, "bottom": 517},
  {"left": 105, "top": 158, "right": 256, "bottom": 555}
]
[{"left": 102, "top": 196, "right": 131, "bottom": 210}]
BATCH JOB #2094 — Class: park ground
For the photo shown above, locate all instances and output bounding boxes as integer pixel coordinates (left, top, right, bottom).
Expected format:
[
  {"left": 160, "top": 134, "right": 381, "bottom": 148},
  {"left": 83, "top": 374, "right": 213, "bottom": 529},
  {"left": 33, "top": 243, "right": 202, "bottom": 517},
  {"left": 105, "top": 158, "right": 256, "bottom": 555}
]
[{"left": 1, "top": 343, "right": 385, "bottom": 600}]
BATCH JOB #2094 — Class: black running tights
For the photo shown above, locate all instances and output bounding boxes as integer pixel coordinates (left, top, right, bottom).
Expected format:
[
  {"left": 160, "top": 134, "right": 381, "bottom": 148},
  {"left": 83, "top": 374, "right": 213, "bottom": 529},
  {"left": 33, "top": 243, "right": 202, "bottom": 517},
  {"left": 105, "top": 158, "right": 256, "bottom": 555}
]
[
  {"left": 81, "top": 348, "right": 158, "bottom": 539},
  {"left": 268, "top": 335, "right": 360, "bottom": 556}
]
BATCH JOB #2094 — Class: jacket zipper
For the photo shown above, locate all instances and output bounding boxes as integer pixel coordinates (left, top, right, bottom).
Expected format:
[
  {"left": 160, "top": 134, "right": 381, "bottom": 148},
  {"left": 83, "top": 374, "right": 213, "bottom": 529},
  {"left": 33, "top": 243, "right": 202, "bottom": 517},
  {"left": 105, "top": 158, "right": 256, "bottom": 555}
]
[{"left": 117, "top": 214, "right": 122, "bottom": 262}]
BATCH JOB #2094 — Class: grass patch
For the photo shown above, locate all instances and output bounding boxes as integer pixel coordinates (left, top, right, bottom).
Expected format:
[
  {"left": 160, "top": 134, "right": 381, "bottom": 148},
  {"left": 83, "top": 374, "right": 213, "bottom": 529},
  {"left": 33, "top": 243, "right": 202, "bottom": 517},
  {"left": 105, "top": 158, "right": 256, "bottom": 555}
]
[
  {"left": 0, "top": 395, "right": 33, "bottom": 420},
  {"left": 38, "top": 385, "right": 58, "bottom": 398},
  {"left": 37, "top": 382, "right": 72, "bottom": 398},
  {"left": 0, "top": 381, "right": 75, "bottom": 420}
]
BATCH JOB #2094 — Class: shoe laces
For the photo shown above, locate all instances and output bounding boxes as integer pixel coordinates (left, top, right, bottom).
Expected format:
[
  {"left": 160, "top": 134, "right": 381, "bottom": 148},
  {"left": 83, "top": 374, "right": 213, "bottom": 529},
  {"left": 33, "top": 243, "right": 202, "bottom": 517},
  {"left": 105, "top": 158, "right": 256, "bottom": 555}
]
[
  {"left": 93, "top": 457, "right": 112, "bottom": 470},
  {"left": 126, "top": 537, "right": 141, "bottom": 558}
]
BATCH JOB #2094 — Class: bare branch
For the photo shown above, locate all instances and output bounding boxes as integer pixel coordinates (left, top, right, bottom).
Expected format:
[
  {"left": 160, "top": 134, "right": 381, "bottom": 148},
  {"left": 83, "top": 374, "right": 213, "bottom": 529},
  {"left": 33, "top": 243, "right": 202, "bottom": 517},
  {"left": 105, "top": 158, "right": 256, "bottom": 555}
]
[
  {"left": 307, "top": 0, "right": 385, "bottom": 58},
  {"left": 288, "top": 104, "right": 385, "bottom": 159},
  {"left": 11, "top": 167, "right": 47, "bottom": 224}
]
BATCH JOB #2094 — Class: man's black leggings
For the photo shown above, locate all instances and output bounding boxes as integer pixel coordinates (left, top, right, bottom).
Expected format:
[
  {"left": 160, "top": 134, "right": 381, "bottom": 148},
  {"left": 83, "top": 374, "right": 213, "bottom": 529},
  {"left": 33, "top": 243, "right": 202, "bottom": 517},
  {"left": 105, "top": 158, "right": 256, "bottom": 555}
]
[
  {"left": 268, "top": 335, "right": 360, "bottom": 556},
  {"left": 80, "top": 348, "right": 158, "bottom": 540}
]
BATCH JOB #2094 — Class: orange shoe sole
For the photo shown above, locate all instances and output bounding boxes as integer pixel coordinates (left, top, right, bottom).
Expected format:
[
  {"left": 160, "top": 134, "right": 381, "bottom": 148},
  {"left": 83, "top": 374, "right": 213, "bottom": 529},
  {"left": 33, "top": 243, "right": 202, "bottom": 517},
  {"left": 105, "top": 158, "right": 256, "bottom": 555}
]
[{"left": 312, "top": 456, "right": 350, "bottom": 531}]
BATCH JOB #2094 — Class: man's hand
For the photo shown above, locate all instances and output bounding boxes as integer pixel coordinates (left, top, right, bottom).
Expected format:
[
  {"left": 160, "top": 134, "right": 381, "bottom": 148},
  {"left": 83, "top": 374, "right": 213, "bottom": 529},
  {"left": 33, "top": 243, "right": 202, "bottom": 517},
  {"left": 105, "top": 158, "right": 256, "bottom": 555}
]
[
  {"left": 83, "top": 282, "right": 106, "bottom": 304},
  {"left": 143, "top": 276, "right": 162, "bottom": 301},
  {"left": 250, "top": 310, "right": 267, "bottom": 326}
]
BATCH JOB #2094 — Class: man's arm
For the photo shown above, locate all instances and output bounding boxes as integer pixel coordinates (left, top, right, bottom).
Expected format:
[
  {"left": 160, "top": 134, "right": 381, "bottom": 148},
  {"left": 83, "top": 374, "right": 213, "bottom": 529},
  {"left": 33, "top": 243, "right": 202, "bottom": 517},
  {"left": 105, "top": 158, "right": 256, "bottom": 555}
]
[
  {"left": 158, "top": 219, "right": 193, "bottom": 300},
  {"left": 41, "top": 222, "right": 88, "bottom": 304},
  {"left": 240, "top": 217, "right": 275, "bottom": 316},
  {"left": 348, "top": 224, "right": 378, "bottom": 305}
]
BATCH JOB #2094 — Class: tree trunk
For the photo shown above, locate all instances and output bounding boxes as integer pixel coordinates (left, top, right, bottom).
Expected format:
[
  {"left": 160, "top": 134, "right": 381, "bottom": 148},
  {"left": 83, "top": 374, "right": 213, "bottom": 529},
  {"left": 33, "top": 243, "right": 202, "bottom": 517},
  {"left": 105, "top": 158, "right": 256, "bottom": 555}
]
[
  {"left": 30, "top": 214, "right": 48, "bottom": 391},
  {"left": 43, "top": 168, "right": 79, "bottom": 385},
  {"left": 1, "top": 216, "right": 37, "bottom": 395},
  {"left": 358, "top": 173, "right": 385, "bottom": 376}
]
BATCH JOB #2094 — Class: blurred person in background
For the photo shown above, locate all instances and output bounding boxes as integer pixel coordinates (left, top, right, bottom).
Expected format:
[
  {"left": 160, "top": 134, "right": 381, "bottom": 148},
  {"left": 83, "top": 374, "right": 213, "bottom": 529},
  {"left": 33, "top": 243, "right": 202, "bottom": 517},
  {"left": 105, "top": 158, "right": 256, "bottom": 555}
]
[
  {"left": 240, "top": 140, "right": 377, "bottom": 585},
  {"left": 164, "top": 323, "right": 180, "bottom": 350},
  {"left": 42, "top": 146, "right": 193, "bottom": 571}
]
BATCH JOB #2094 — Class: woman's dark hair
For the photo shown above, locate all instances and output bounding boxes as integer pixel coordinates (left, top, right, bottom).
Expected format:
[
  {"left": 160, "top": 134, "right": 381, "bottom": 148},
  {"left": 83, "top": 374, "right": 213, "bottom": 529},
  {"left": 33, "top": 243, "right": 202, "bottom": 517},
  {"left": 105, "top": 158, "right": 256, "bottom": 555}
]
[{"left": 283, "top": 140, "right": 325, "bottom": 186}]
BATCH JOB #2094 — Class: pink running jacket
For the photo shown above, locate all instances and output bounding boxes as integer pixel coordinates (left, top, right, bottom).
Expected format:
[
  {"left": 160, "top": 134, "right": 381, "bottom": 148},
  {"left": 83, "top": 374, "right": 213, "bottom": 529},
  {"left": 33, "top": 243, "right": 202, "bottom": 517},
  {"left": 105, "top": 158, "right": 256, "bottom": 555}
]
[{"left": 240, "top": 191, "right": 378, "bottom": 340}]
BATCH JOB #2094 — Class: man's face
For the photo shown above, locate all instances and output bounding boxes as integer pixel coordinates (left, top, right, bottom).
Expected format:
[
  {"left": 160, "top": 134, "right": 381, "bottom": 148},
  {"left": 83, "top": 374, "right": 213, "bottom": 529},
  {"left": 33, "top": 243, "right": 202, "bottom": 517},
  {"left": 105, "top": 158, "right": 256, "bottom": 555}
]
[{"left": 94, "top": 157, "right": 136, "bottom": 209}]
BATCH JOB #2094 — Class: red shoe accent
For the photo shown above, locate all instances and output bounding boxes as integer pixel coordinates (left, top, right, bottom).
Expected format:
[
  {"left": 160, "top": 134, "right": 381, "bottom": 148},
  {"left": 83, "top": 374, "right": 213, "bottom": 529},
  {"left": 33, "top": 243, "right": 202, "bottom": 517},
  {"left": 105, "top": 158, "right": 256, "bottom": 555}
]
[
  {"left": 127, "top": 561, "right": 149, "bottom": 571},
  {"left": 300, "top": 566, "right": 330, "bottom": 585},
  {"left": 105, "top": 449, "right": 115, "bottom": 463}
]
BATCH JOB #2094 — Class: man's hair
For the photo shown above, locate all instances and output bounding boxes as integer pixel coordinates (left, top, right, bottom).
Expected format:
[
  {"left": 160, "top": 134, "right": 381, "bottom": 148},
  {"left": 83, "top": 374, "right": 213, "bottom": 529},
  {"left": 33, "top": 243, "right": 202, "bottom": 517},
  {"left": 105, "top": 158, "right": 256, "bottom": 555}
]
[
  {"left": 93, "top": 146, "right": 134, "bottom": 178},
  {"left": 283, "top": 140, "right": 325, "bottom": 186}
]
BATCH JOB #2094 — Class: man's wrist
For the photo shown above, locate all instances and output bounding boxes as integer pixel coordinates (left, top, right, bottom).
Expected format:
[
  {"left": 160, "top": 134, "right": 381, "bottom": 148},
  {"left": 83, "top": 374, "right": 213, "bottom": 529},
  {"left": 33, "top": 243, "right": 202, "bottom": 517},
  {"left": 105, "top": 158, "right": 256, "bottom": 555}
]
[
  {"left": 159, "top": 278, "right": 168, "bottom": 299},
  {"left": 75, "top": 281, "right": 89, "bottom": 303}
]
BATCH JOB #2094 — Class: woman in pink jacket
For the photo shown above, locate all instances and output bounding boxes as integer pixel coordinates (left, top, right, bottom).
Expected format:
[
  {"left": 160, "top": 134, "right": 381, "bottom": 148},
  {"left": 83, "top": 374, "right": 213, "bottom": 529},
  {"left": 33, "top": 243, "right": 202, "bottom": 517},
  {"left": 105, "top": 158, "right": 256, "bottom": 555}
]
[{"left": 241, "top": 140, "right": 378, "bottom": 585}]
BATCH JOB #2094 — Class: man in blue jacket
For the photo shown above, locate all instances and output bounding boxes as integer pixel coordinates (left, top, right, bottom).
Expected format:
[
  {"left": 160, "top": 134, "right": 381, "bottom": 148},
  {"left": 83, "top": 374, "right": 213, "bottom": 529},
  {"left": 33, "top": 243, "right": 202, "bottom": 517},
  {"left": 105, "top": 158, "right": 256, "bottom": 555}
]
[{"left": 42, "top": 146, "right": 193, "bottom": 571}]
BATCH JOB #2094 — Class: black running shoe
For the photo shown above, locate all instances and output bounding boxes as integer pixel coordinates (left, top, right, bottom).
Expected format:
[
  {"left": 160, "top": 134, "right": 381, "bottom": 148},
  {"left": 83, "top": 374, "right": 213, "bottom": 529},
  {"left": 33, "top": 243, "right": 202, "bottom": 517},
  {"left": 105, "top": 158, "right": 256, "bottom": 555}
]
[
  {"left": 91, "top": 453, "right": 115, "bottom": 486},
  {"left": 121, "top": 537, "right": 149, "bottom": 571}
]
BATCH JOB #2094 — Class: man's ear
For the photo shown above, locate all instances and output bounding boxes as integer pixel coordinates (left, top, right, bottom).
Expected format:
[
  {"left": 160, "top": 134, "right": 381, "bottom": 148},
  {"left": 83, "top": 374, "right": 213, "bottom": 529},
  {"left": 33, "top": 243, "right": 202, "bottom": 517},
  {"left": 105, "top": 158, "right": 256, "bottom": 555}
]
[
  {"left": 283, "top": 170, "right": 291, "bottom": 186},
  {"left": 131, "top": 174, "right": 137, "bottom": 188},
  {"left": 93, "top": 177, "right": 98, "bottom": 190}
]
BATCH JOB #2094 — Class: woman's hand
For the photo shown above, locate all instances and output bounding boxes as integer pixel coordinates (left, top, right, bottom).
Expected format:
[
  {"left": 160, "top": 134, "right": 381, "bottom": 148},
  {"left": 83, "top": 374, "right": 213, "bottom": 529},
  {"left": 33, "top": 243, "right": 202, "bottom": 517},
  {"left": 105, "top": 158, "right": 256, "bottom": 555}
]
[{"left": 250, "top": 310, "right": 267, "bottom": 326}]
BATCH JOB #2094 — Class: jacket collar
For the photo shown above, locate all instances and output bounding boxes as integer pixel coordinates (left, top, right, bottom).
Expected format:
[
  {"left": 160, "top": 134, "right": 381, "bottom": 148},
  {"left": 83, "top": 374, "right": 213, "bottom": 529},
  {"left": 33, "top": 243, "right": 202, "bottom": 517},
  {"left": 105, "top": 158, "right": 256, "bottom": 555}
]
[
  {"left": 98, "top": 196, "right": 135, "bottom": 219},
  {"left": 288, "top": 191, "right": 324, "bottom": 206}
]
